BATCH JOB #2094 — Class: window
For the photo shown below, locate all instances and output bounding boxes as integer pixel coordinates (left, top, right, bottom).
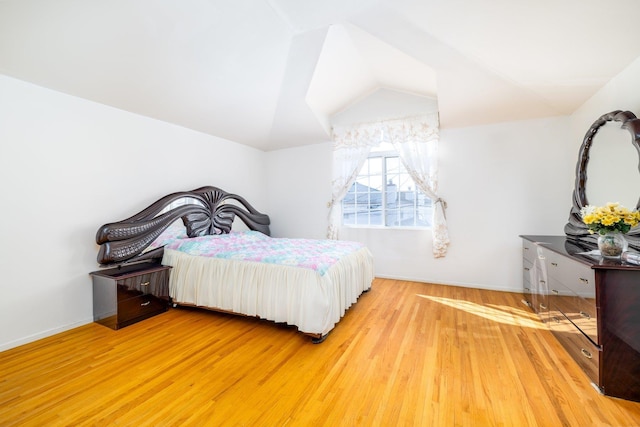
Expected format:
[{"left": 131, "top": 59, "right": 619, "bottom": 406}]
[{"left": 342, "top": 142, "right": 432, "bottom": 228}]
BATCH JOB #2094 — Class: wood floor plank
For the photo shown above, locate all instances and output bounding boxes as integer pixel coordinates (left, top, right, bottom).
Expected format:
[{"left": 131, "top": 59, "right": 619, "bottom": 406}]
[{"left": 2, "top": 278, "right": 640, "bottom": 426}]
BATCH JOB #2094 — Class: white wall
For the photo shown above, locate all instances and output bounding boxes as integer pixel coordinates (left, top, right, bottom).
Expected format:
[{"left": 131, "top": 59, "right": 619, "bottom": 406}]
[
  {"left": 0, "top": 75, "right": 267, "bottom": 351},
  {"left": 571, "top": 55, "right": 640, "bottom": 145},
  {"left": 266, "top": 116, "right": 573, "bottom": 291},
  {"left": 265, "top": 143, "right": 333, "bottom": 239}
]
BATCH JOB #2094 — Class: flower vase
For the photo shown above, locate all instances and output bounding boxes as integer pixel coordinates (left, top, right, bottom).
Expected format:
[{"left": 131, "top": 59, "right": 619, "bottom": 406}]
[{"left": 598, "top": 232, "right": 628, "bottom": 259}]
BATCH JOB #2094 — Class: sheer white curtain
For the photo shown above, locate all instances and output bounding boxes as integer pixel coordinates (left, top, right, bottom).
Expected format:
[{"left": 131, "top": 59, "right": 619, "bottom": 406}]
[
  {"left": 327, "top": 124, "right": 382, "bottom": 240},
  {"left": 385, "top": 114, "right": 449, "bottom": 257},
  {"left": 328, "top": 114, "right": 450, "bottom": 258}
]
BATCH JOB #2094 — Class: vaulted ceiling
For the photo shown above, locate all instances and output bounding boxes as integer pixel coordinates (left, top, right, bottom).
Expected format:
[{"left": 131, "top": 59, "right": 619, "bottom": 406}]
[{"left": 2, "top": 0, "right": 640, "bottom": 151}]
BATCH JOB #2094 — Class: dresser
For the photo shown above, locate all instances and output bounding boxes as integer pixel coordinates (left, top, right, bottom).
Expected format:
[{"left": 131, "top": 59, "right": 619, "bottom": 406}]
[
  {"left": 521, "top": 235, "right": 640, "bottom": 402},
  {"left": 90, "top": 263, "right": 171, "bottom": 330}
]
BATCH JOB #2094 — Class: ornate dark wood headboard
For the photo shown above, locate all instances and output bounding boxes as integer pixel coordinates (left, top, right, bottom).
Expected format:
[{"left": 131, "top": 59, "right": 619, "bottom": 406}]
[{"left": 95, "top": 186, "right": 271, "bottom": 266}]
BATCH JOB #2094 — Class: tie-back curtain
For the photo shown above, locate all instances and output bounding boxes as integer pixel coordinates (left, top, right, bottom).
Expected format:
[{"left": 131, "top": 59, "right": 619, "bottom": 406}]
[
  {"left": 326, "top": 125, "right": 379, "bottom": 241},
  {"left": 328, "top": 113, "right": 450, "bottom": 258}
]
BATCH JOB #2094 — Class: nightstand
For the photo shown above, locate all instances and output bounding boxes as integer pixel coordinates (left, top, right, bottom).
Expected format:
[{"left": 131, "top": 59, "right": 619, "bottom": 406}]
[{"left": 90, "top": 263, "right": 171, "bottom": 330}]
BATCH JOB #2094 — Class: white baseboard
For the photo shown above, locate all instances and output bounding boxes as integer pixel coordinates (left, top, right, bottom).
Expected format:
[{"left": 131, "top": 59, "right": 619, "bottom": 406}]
[
  {"left": 373, "top": 274, "right": 521, "bottom": 293},
  {"left": 0, "top": 317, "right": 94, "bottom": 353}
]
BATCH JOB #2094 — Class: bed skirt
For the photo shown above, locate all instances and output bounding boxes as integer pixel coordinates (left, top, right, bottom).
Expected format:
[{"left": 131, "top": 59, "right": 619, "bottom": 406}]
[{"left": 162, "top": 247, "right": 374, "bottom": 336}]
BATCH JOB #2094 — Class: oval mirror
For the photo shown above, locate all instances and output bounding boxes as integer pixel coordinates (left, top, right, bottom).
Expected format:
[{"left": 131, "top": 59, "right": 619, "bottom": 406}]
[
  {"left": 586, "top": 120, "right": 640, "bottom": 208},
  {"left": 565, "top": 110, "right": 640, "bottom": 251}
]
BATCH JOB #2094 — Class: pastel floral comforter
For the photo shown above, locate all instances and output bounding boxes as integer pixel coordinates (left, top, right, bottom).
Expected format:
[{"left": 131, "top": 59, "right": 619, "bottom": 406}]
[{"left": 164, "top": 230, "right": 365, "bottom": 276}]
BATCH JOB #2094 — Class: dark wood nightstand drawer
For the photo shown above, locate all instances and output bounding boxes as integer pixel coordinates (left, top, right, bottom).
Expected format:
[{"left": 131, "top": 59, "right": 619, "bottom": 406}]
[
  {"left": 117, "top": 294, "right": 167, "bottom": 328},
  {"left": 90, "top": 263, "right": 171, "bottom": 330},
  {"left": 116, "top": 268, "right": 170, "bottom": 300}
]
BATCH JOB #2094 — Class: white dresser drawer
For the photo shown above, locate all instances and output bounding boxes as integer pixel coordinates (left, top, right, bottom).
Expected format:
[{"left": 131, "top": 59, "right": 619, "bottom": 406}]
[
  {"left": 542, "top": 248, "right": 597, "bottom": 343},
  {"left": 544, "top": 249, "right": 595, "bottom": 299},
  {"left": 523, "top": 240, "right": 537, "bottom": 264},
  {"left": 549, "top": 278, "right": 598, "bottom": 344}
]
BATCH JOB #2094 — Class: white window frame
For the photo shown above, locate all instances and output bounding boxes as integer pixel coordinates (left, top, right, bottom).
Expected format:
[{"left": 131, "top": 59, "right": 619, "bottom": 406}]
[{"left": 342, "top": 145, "right": 432, "bottom": 229}]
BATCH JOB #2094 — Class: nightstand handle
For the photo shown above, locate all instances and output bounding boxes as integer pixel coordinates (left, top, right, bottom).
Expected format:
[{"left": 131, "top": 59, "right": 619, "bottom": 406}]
[
  {"left": 140, "top": 282, "right": 150, "bottom": 287},
  {"left": 141, "top": 301, "right": 151, "bottom": 307}
]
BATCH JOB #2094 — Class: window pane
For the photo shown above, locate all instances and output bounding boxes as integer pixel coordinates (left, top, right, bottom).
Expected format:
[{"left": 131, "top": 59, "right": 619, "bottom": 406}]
[
  {"left": 368, "top": 157, "right": 383, "bottom": 175},
  {"left": 370, "top": 206, "right": 383, "bottom": 225},
  {"left": 416, "top": 206, "right": 432, "bottom": 227},
  {"left": 386, "top": 157, "right": 400, "bottom": 174},
  {"left": 385, "top": 209, "right": 399, "bottom": 227},
  {"left": 343, "top": 213, "right": 355, "bottom": 225},
  {"left": 369, "top": 175, "right": 383, "bottom": 192},
  {"left": 386, "top": 175, "right": 397, "bottom": 206},
  {"left": 342, "top": 149, "right": 432, "bottom": 229},
  {"left": 398, "top": 205, "right": 416, "bottom": 226},
  {"left": 397, "top": 174, "right": 414, "bottom": 191},
  {"left": 356, "top": 176, "right": 369, "bottom": 189}
]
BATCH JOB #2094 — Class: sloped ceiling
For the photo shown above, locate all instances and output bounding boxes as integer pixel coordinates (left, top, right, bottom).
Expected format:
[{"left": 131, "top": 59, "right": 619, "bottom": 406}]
[{"left": 1, "top": 0, "right": 640, "bottom": 151}]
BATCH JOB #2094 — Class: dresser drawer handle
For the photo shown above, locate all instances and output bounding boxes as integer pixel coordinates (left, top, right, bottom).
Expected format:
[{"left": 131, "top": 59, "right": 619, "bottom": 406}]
[
  {"left": 552, "top": 316, "right": 560, "bottom": 323},
  {"left": 141, "top": 301, "right": 151, "bottom": 307},
  {"left": 140, "top": 282, "right": 150, "bottom": 287},
  {"left": 524, "top": 287, "right": 531, "bottom": 292},
  {"left": 539, "top": 303, "right": 547, "bottom": 310},
  {"left": 581, "top": 348, "right": 593, "bottom": 359},
  {"left": 524, "top": 267, "right": 530, "bottom": 271},
  {"left": 579, "top": 311, "right": 591, "bottom": 320},
  {"left": 551, "top": 289, "right": 559, "bottom": 294},
  {"left": 551, "top": 262, "right": 558, "bottom": 267},
  {"left": 539, "top": 280, "right": 546, "bottom": 284},
  {"left": 579, "top": 278, "right": 589, "bottom": 285}
]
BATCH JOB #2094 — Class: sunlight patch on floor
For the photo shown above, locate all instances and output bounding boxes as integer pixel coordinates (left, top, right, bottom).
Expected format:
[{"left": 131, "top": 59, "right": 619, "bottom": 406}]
[{"left": 417, "top": 295, "right": 546, "bottom": 329}]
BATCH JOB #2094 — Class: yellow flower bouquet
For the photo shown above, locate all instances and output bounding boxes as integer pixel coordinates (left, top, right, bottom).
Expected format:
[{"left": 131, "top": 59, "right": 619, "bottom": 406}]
[{"left": 580, "top": 203, "right": 640, "bottom": 235}]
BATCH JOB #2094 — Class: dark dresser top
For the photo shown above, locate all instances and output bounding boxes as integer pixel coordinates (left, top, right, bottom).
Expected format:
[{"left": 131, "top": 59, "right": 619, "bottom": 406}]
[{"left": 520, "top": 235, "right": 640, "bottom": 271}]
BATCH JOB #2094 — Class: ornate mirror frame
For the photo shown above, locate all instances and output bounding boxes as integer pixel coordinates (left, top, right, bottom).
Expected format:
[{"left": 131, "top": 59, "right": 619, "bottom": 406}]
[{"left": 565, "top": 110, "right": 640, "bottom": 250}]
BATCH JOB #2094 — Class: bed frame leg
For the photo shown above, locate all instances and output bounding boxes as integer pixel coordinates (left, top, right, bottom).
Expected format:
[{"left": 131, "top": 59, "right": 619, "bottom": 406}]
[{"left": 311, "top": 333, "right": 329, "bottom": 344}]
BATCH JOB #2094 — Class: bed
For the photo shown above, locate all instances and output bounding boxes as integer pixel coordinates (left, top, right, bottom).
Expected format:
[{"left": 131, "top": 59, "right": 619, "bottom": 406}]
[{"left": 94, "top": 186, "right": 374, "bottom": 342}]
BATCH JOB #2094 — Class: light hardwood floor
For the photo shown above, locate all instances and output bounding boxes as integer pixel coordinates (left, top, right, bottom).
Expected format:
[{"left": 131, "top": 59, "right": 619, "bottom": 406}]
[{"left": 2, "top": 278, "right": 640, "bottom": 426}]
